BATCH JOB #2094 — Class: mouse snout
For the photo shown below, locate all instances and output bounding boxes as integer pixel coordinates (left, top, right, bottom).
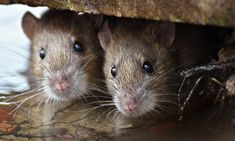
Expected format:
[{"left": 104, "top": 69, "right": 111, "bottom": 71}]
[
  {"left": 54, "top": 75, "right": 69, "bottom": 91},
  {"left": 55, "top": 80, "right": 68, "bottom": 91},
  {"left": 123, "top": 96, "right": 137, "bottom": 112}
]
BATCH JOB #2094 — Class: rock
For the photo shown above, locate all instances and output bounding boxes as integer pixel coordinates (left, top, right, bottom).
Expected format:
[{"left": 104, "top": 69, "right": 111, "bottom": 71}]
[{"left": 0, "top": 0, "right": 235, "bottom": 27}]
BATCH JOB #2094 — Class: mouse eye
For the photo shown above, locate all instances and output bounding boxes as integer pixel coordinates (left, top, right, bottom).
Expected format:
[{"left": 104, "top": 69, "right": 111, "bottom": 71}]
[
  {"left": 143, "top": 61, "right": 153, "bottom": 73},
  {"left": 39, "top": 48, "right": 46, "bottom": 59},
  {"left": 74, "top": 41, "right": 83, "bottom": 53},
  {"left": 111, "top": 66, "right": 117, "bottom": 77}
]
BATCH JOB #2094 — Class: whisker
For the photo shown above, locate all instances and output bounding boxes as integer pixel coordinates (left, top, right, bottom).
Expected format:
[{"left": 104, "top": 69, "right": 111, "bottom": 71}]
[{"left": 8, "top": 93, "right": 41, "bottom": 114}]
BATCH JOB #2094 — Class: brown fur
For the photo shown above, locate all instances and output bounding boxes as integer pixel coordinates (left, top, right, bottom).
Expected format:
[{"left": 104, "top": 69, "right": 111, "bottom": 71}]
[
  {"left": 98, "top": 18, "right": 213, "bottom": 118},
  {"left": 99, "top": 18, "right": 178, "bottom": 118},
  {"left": 22, "top": 9, "right": 105, "bottom": 102}
]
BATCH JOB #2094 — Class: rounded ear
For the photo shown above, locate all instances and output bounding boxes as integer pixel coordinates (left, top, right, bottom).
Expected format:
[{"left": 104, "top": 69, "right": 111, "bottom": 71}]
[
  {"left": 98, "top": 21, "right": 112, "bottom": 51},
  {"left": 22, "top": 12, "right": 39, "bottom": 40},
  {"left": 147, "top": 22, "right": 175, "bottom": 48},
  {"left": 86, "top": 14, "right": 104, "bottom": 30}
]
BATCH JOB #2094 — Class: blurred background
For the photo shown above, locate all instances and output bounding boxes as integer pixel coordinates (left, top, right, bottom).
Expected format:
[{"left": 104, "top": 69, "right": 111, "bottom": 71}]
[{"left": 0, "top": 5, "right": 47, "bottom": 93}]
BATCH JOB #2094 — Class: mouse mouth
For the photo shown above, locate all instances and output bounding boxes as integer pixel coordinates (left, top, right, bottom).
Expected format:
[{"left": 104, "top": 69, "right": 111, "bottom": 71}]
[
  {"left": 114, "top": 92, "right": 156, "bottom": 118},
  {"left": 120, "top": 106, "right": 142, "bottom": 118},
  {"left": 42, "top": 68, "right": 88, "bottom": 101},
  {"left": 114, "top": 95, "right": 142, "bottom": 118},
  {"left": 51, "top": 87, "right": 72, "bottom": 100},
  {"left": 42, "top": 78, "right": 73, "bottom": 101}
]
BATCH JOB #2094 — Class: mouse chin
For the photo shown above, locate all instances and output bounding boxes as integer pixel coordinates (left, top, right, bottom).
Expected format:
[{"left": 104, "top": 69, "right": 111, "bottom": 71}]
[
  {"left": 42, "top": 86, "right": 73, "bottom": 101},
  {"left": 116, "top": 103, "right": 145, "bottom": 118},
  {"left": 47, "top": 86, "right": 86, "bottom": 101},
  {"left": 51, "top": 89, "right": 73, "bottom": 100}
]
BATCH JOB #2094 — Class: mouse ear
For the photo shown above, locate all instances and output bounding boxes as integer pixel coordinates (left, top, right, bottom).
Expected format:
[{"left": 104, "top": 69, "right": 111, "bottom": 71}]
[
  {"left": 146, "top": 22, "right": 175, "bottom": 48},
  {"left": 22, "top": 12, "right": 39, "bottom": 40},
  {"left": 98, "top": 21, "right": 112, "bottom": 51},
  {"left": 86, "top": 14, "right": 104, "bottom": 30}
]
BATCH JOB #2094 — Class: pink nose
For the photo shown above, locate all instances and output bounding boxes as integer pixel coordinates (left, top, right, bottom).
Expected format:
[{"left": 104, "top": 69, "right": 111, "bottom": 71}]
[
  {"left": 124, "top": 98, "right": 137, "bottom": 112},
  {"left": 55, "top": 80, "right": 68, "bottom": 91}
]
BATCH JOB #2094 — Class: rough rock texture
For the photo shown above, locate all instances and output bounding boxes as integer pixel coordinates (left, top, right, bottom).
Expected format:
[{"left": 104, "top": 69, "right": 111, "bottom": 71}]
[
  {"left": 0, "top": 100, "right": 176, "bottom": 141},
  {"left": 0, "top": 0, "right": 235, "bottom": 27}
]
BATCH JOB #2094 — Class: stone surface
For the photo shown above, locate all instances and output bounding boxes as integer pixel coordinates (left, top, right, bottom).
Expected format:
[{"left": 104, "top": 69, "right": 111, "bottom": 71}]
[
  {"left": 0, "top": 0, "right": 235, "bottom": 27},
  {"left": 0, "top": 92, "right": 235, "bottom": 140},
  {"left": 0, "top": 98, "right": 176, "bottom": 141}
]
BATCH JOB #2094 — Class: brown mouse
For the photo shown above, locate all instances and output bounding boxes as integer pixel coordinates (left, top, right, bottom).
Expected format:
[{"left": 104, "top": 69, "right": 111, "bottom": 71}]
[
  {"left": 22, "top": 9, "right": 104, "bottom": 103},
  {"left": 98, "top": 18, "right": 212, "bottom": 118},
  {"left": 98, "top": 18, "right": 177, "bottom": 118}
]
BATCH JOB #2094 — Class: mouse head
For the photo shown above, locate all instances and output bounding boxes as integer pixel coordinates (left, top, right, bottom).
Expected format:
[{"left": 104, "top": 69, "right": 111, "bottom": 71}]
[
  {"left": 22, "top": 10, "right": 103, "bottom": 102},
  {"left": 98, "top": 19, "right": 176, "bottom": 118}
]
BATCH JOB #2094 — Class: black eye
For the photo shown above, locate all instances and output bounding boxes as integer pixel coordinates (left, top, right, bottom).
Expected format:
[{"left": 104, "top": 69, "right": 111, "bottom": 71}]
[
  {"left": 74, "top": 41, "right": 83, "bottom": 52},
  {"left": 39, "top": 48, "right": 46, "bottom": 59},
  {"left": 143, "top": 61, "right": 153, "bottom": 73},
  {"left": 111, "top": 66, "right": 117, "bottom": 77}
]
